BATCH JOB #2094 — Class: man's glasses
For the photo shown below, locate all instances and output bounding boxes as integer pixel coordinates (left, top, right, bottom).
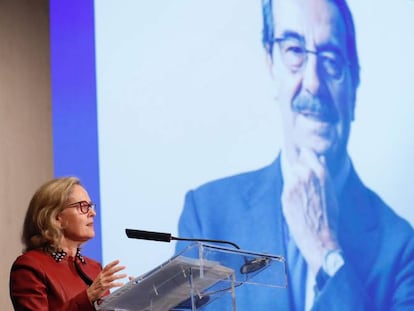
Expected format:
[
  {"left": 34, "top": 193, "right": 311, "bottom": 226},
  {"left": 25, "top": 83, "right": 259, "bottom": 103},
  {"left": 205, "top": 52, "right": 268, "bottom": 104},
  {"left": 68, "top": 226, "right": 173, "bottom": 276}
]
[
  {"left": 65, "top": 201, "right": 96, "bottom": 214},
  {"left": 272, "top": 37, "right": 349, "bottom": 82}
]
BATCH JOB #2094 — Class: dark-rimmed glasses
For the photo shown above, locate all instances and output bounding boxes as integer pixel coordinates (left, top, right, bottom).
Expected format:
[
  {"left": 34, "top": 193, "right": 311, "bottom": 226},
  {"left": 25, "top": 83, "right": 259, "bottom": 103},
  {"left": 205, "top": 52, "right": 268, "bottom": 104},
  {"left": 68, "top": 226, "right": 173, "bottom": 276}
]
[
  {"left": 272, "top": 37, "right": 350, "bottom": 82},
  {"left": 65, "top": 201, "right": 96, "bottom": 214}
]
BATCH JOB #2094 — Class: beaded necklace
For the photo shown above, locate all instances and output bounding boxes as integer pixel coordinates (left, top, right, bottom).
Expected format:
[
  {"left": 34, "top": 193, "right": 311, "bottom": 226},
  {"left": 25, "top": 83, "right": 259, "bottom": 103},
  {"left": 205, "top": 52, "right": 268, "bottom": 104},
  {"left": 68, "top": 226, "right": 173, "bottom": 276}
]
[{"left": 50, "top": 248, "right": 86, "bottom": 264}]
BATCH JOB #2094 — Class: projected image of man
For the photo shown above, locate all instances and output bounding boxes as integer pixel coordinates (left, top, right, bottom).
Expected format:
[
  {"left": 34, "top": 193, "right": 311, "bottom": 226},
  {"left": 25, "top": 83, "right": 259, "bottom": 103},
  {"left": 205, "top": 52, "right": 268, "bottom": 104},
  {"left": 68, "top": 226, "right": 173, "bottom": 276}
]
[{"left": 176, "top": 0, "right": 414, "bottom": 310}]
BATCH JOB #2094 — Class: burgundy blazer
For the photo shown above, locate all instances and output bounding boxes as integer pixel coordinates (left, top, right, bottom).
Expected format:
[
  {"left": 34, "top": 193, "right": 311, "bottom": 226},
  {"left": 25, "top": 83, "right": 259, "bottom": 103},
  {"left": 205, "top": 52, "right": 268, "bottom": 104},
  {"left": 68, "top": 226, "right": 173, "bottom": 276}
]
[{"left": 10, "top": 249, "right": 103, "bottom": 311}]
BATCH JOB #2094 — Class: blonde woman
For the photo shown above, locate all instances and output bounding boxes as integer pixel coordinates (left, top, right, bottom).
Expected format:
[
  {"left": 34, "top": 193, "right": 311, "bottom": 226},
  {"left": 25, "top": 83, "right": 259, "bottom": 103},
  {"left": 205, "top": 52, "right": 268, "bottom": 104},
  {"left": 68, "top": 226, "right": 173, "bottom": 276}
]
[{"left": 10, "top": 177, "right": 126, "bottom": 311}]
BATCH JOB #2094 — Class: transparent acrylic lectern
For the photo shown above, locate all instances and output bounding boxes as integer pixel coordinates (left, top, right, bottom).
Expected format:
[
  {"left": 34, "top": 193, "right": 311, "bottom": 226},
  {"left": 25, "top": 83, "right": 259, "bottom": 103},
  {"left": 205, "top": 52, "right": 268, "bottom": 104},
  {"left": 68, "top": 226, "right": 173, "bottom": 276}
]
[{"left": 96, "top": 243, "right": 287, "bottom": 311}]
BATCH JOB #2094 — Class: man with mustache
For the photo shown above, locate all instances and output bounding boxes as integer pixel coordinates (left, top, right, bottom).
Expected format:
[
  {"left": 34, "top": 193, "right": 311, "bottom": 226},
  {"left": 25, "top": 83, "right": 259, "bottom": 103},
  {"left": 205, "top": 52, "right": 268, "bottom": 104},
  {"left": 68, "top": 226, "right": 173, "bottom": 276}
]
[{"left": 176, "top": 0, "right": 414, "bottom": 310}]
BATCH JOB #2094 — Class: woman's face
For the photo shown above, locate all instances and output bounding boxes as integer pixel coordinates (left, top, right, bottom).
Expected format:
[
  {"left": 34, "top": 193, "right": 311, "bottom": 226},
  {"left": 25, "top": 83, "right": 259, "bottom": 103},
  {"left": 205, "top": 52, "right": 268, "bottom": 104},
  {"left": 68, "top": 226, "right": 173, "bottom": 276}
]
[{"left": 56, "top": 184, "right": 96, "bottom": 248}]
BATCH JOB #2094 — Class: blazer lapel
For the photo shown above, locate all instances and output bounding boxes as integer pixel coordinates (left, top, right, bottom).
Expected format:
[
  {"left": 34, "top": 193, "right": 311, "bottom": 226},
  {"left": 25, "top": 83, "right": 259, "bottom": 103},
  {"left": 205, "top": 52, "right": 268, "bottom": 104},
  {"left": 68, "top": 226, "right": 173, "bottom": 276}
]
[
  {"left": 244, "top": 155, "right": 293, "bottom": 310},
  {"left": 337, "top": 166, "right": 380, "bottom": 279}
]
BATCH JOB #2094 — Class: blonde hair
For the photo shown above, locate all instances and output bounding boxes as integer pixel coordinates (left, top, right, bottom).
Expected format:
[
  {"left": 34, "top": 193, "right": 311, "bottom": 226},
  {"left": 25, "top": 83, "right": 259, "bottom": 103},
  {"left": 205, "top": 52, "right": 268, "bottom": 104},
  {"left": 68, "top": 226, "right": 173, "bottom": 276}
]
[{"left": 22, "top": 177, "right": 81, "bottom": 252}]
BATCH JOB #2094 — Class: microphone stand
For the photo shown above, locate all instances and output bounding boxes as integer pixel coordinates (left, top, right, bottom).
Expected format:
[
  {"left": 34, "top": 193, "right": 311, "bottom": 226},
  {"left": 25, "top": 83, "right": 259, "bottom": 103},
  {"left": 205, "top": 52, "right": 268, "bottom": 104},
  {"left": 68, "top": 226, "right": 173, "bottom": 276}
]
[{"left": 125, "top": 228, "right": 276, "bottom": 275}]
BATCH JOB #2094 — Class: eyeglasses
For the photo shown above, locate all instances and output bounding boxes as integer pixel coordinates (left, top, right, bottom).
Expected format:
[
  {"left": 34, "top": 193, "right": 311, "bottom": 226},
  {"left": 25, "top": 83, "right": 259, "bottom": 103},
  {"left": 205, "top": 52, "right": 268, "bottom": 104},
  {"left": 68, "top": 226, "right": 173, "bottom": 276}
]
[
  {"left": 272, "top": 37, "right": 349, "bottom": 82},
  {"left": 65, "top": 201, "right": 96, "bottom": 214}
]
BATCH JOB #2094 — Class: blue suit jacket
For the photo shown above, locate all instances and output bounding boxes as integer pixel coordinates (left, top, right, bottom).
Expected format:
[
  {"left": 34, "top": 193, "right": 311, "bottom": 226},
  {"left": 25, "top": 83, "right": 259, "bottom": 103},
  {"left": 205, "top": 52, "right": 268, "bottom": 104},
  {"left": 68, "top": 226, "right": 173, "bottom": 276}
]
[{"left": 176, "top": 156, "right": 414, "bottom": 310}]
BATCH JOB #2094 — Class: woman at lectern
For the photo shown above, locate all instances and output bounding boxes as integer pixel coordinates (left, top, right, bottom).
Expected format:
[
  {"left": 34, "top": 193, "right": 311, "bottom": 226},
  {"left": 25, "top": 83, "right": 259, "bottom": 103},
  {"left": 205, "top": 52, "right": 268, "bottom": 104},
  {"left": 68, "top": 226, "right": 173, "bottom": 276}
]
[{"left": 9, "top": 177, "right": 126, "bottom": 311}]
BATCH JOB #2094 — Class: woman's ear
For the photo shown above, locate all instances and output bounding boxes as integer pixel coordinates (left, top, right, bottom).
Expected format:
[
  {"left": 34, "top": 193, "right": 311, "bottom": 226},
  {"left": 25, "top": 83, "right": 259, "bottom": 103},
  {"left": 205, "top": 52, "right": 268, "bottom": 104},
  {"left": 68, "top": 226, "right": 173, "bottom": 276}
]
[{"left": 55, "top": 213, "right": 64, "bottom": 229}]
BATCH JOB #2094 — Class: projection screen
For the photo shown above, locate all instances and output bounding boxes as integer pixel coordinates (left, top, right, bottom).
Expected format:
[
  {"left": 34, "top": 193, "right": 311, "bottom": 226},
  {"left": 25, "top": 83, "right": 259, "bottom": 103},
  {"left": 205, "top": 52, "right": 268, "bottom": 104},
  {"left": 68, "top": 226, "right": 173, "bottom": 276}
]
[{"left": 52, "top": 0, "right": 414, "bottom": 307}]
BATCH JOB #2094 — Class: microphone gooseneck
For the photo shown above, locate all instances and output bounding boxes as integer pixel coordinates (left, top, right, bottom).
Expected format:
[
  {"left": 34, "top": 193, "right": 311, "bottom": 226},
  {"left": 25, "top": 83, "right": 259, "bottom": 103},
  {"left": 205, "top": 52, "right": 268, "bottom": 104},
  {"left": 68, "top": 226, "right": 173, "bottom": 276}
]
[
  {"left": 125, "top": 228, "right": 240, "bottom": 249},
  {"left": 125, "top": 228, "right": 274, "bottom": 275},
  {"left": 172, "top": 236, "right": 240, "bottom": 250}
]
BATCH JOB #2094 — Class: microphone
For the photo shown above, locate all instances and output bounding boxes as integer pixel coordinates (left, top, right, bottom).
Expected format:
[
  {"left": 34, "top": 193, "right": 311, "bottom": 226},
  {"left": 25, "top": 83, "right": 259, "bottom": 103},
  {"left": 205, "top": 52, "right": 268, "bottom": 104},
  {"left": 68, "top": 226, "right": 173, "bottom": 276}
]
[
  {"left": 239, "top": 256, "right": 271, "bottom": 274},
  {"left": 125, "top": 229, "right": 172, "bottom": 243},
  {"left": 125, "top": 228, "right": 241, "bottom": 250},
  {"left": 125, "top": 228, "right": 275, "bottom": 275}
]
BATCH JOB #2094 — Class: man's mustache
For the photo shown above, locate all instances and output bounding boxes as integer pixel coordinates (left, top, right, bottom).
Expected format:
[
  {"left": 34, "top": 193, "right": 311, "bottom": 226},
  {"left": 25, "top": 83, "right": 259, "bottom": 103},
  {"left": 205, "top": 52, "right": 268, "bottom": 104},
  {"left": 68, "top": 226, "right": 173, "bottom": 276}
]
[{"left": 291, "top": 91, "right": 339, "bottom": 123}]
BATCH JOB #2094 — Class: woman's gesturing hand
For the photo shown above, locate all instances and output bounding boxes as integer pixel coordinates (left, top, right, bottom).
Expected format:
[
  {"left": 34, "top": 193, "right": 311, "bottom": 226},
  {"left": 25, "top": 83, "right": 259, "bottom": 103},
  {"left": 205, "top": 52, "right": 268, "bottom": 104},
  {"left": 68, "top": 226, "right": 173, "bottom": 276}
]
[{"left": 87, "top": 259, "right": 127, "bottom": 303}]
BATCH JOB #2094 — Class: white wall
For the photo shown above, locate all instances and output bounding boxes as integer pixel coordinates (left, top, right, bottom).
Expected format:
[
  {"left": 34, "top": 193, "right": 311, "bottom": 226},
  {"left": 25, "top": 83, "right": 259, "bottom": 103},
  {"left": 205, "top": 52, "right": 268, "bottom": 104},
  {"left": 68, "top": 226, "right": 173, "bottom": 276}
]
[{"left": 0, "top": 1, "right": 52, "bottom": 310}]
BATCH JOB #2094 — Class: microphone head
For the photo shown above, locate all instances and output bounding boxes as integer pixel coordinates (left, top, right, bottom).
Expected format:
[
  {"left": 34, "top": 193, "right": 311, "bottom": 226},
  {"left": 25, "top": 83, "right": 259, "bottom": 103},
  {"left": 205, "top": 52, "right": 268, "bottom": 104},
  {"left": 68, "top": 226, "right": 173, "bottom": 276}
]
[
  {"left": 240, "top": 256, "right": 270, "bottom": 274},
  {"left": 125, "top": 229, "right": 172, "bottom": 243}
]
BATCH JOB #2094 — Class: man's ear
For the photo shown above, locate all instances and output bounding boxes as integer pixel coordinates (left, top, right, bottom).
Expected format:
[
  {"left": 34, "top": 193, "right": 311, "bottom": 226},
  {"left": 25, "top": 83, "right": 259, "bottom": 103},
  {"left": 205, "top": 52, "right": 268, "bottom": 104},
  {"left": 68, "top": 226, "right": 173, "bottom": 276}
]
[
  {"left": 265, "top": 49, "right": 274, "bottom": 79},
  {"left": 264, "top": 49, "right": 282, "bottom": 101},
  {"left": 350, "top": 91, "right": 357, "bottom": 121}
]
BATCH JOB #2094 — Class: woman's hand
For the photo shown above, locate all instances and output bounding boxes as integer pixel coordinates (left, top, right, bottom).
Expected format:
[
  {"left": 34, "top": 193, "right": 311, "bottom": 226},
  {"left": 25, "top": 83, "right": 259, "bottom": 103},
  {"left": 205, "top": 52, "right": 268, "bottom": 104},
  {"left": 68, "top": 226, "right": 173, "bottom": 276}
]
[{"left": 87, "top": 259, "right": 127, "bottom": 303}]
